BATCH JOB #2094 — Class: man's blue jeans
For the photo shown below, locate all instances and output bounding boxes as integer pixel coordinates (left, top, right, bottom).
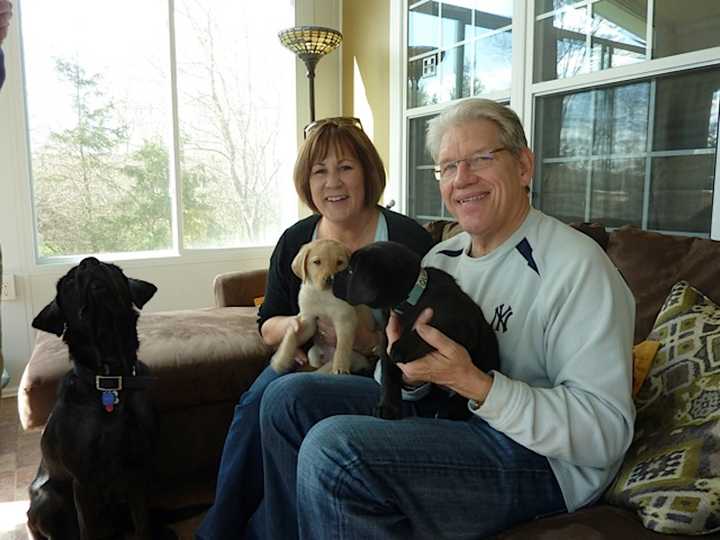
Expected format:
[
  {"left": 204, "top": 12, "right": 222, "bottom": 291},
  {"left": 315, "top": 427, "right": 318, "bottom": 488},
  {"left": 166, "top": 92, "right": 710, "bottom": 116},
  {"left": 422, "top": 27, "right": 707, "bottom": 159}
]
[
  {"left": 256, "top": 372, "right": 567, "bottom": 540},
  {"left": 196, "top": 364, "right": 280, "bottom": 540}
]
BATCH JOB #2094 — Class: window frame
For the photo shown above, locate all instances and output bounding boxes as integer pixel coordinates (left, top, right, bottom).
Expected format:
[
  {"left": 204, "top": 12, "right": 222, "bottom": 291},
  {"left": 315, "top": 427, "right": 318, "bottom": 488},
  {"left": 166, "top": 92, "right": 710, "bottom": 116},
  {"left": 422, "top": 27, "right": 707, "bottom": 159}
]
[
  {"left": 391, "top": 0, "right": 720, "bottom": 240},
  {"left": 5, "top": 0, "right": 335, "bottom": 271}
]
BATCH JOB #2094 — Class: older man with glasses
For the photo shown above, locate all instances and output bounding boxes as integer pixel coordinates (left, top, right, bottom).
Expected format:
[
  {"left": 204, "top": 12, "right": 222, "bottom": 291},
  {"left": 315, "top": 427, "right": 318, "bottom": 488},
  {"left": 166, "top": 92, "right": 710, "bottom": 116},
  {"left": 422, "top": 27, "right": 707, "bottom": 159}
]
[{"left": 249, "top": 98, "right": 636, "bottom": 540}]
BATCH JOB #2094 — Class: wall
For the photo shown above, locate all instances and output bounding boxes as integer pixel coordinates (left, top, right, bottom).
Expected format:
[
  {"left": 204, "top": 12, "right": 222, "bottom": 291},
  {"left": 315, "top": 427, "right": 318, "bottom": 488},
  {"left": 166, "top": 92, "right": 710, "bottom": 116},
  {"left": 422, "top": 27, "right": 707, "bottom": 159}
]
[
  {"left": 341, "top": 0, "right": 391, "bottom": 177},
  {"left": 0, "top": 0, "right": 342, "bottom": 396},
  {"left": 297, "top": 0, "right": 344, "bottom": 144}
]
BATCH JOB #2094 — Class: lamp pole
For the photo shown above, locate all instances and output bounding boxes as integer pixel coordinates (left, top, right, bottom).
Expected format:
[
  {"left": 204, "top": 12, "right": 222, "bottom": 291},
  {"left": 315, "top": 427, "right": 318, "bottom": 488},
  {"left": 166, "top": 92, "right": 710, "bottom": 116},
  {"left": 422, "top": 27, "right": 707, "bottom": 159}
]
[{"left": 305, "top": 56, "right": 319, "bottom": 122}]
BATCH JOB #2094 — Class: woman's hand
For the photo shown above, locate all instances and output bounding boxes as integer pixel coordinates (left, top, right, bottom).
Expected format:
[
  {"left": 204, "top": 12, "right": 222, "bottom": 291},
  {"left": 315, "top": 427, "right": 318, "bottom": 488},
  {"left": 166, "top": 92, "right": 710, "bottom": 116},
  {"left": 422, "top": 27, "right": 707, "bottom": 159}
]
[
  {"left": 260, "top": 315, "right": 309, "bottom": 366},
  {"left": 393, "top": 309, "right": 494, "bottom": 403},
  {"left": 285, "top": 316, "right": 309, "bottom": 366}
]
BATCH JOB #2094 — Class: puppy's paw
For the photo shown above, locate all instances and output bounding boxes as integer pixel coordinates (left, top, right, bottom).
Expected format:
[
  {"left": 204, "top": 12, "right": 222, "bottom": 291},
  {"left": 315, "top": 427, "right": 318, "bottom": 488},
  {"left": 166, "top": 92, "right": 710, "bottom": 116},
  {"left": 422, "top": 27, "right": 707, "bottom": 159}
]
[
  {"left": 307, "top": 345, "right": 327, "bottom": 368},
  {"left": 270, "top": 351, "right": 295, "bottom": 374},
  {"left": 373, "top": 404, "right": 402, "bottom": 420},
  {"left": 330, "top": 366, "right": 351, "bottom": 375},
  {"left": 330, "top": 357, "right": 352, "bottom": 375}
]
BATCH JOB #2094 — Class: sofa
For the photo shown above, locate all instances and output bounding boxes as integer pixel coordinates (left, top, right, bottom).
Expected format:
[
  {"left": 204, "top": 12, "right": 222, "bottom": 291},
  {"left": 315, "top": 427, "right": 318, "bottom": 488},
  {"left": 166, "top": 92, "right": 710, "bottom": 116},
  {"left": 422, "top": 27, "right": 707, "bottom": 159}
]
[{"left": 17, "top": 221, "right": 720, "bottom": 538}]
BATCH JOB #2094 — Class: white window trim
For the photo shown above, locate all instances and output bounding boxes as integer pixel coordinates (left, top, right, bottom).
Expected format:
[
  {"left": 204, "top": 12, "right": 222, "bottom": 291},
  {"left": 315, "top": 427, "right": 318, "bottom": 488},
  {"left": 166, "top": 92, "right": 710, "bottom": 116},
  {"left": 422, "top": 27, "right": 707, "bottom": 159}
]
[{"left": 388, "top": 0, "right": 406, "bottom": 214}]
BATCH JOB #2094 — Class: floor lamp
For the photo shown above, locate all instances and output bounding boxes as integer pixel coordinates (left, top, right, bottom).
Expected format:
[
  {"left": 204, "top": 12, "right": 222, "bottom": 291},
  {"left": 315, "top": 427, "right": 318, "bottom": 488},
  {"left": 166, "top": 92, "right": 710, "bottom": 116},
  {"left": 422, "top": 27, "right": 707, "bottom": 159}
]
[{"left": 278, "top": 25, "right": 343, "bottom": 122}]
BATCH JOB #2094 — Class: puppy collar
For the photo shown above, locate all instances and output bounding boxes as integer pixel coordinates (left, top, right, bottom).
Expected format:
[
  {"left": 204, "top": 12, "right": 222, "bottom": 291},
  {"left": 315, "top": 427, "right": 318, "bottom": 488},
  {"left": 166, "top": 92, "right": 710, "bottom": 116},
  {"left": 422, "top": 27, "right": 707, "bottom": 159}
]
[{"left": 392, "top": 268, "right": 428, "bottom": 315}]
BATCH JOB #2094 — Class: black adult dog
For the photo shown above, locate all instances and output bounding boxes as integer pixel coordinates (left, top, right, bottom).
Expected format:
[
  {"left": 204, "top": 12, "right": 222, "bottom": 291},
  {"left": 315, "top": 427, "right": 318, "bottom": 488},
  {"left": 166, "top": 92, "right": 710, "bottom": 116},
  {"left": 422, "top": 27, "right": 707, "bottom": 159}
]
[
  {"left": 27, "top": 257, "right": 159, "bottom": 540},
  {"left": 332, "top": 241, "right": 499, "bottom": 420}
]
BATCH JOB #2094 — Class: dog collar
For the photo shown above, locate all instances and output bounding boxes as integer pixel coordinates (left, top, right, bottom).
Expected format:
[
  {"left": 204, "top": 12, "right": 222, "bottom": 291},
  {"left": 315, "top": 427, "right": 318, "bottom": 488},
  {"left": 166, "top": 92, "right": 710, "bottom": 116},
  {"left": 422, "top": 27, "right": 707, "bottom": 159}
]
[
  {"left": 73, "top": 364, "right": 158, "bottom": 413},
  {"left": 392, "top": 268, "right": 428, "bottom": 315}
]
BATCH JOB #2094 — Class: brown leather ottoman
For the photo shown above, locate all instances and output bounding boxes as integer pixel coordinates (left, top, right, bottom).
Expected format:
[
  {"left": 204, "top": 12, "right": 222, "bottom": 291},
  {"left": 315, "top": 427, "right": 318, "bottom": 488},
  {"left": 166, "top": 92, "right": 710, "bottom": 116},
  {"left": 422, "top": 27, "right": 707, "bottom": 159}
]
[{"left": 18, "top": 306, "right": 271, "bottom": 502}]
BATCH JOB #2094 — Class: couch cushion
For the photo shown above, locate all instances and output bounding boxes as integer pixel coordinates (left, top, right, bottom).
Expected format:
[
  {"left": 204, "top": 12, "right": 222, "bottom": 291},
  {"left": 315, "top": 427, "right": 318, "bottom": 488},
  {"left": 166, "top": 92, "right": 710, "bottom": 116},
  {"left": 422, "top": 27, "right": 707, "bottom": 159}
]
[
  {"left": 606, "top": 227, "right": 720, "bottom": 344},
  {"left": 19, "top": 307, "right": 270, "bottom": 430},
  {"left": 605, "top": 281, "right": 720, "bottom": 534}
]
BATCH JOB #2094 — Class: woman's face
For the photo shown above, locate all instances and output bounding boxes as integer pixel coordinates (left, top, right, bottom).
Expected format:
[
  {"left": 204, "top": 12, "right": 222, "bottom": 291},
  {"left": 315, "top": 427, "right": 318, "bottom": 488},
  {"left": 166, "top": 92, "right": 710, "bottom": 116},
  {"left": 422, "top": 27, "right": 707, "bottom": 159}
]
[{"left": 309, "top": 145, "right": 367, "bottom": 224}]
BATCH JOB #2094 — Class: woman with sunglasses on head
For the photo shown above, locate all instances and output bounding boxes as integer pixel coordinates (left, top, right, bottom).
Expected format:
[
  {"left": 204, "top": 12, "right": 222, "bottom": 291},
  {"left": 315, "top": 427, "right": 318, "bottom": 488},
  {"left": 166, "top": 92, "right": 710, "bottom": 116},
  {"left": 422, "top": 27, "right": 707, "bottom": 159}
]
[{"left": 196, "top": 117, "right": 433, "bottom": 540}]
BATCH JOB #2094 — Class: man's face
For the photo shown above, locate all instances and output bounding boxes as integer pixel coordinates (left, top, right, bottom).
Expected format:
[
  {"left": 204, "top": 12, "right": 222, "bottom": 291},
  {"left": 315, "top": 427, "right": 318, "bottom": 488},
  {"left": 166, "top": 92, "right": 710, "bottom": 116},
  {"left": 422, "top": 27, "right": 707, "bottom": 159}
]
[{"left": 437, "top": 119, "right": 534, "bottom": 255}]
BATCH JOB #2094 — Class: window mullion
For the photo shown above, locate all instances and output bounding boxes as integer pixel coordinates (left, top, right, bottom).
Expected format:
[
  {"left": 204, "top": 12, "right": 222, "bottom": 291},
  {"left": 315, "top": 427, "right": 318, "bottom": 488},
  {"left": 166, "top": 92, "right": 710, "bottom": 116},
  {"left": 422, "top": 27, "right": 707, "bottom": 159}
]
[
  {"left": 646, "top": 0, "right": 654, "bottom": 61},
  {"left": 642, "top": 82, "right": 657, "bottom": 230},
  {"left": 712, "top": 92, "right": 720, "bottom": 240},
  {"left": 167, "top": 0, "right": 183, "bottom": 254},
  {"left": 586, "top": 89, "right": 596, "bottom": 222}
]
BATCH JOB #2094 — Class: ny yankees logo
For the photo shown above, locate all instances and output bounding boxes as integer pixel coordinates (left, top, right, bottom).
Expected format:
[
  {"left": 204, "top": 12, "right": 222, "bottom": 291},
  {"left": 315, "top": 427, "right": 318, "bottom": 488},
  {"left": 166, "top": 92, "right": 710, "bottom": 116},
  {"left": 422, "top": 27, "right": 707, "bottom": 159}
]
[{"left": 491, "top": 304, "right": 513, "bottom": 333}]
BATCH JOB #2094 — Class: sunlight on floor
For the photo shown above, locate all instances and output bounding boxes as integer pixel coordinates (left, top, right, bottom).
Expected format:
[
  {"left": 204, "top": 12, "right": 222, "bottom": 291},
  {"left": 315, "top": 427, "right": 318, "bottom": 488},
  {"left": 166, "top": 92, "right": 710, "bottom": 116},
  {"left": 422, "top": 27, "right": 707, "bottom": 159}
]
[{"left": 0, "top": 500, "right": 29, "bottom": 534}]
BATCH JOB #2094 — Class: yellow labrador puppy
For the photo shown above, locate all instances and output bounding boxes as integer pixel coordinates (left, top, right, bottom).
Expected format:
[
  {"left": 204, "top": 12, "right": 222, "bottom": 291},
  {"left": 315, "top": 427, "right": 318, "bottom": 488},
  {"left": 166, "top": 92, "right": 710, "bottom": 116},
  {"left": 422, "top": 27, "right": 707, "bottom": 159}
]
[{"left": 271, "top": 239, "right": 375, "bottom": 375}]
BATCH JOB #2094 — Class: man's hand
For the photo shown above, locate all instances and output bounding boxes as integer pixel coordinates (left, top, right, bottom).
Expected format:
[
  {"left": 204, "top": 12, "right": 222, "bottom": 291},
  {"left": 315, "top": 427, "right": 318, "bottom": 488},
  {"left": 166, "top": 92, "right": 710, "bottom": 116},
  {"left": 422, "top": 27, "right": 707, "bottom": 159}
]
[
  {"left": 386, "top": 308, "right": 433, "bottom": 386},
  {"left": 0, "top": 1, "right": 13, "bottom": 46},
  {"left": 394, "top": 310, "right": 494, "bottom": 403}
]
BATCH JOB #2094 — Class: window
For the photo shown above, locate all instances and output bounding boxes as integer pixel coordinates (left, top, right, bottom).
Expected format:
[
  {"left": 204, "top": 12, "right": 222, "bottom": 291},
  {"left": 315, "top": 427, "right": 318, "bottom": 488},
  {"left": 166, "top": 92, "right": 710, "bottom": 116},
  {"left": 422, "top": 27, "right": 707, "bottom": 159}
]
[
  {"left": 407, "top": 0, "right": 513, "bottom": 108},
  {"left": 533, "top": 68, "right": 720, "bottom": 235},
  {"left": 399, "top": 0, "right": 720, "bottom": 238},
  {"left": 21, "top": 0, "right": 296, "bottom": 261},
  {"left": 534, "top": 0, "right": 648, "bottom": 82},
  {"left": 404, "top": 0, "right": 514, "bottom": 223},
  {"left": 408, "top": 114, "right": 443, "bottom": 222}
]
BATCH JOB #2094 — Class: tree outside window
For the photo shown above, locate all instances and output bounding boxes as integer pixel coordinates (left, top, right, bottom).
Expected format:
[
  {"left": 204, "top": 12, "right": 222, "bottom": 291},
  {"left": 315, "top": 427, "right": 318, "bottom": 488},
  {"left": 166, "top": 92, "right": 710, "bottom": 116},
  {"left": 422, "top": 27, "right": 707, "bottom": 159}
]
[{"left": 22, "top": 0, "right": 296, "bottom": 260}]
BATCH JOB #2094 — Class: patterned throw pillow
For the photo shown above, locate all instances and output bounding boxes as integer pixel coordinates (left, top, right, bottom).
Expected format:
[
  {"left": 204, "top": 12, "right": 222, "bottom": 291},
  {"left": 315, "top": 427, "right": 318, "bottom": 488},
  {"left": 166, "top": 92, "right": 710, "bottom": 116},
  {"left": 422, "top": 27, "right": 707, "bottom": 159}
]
[{"left": 605, "top": 281, "right": 720, "bottom": 534}]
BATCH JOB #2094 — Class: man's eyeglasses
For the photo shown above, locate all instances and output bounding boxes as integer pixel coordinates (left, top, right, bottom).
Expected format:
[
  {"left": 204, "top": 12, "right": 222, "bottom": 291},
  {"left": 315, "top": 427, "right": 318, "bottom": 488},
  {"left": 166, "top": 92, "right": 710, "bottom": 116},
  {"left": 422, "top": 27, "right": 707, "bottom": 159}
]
[
  {"left": 433, "top": 147, "right": 508, "bottom": 182},
  {"left": 303, "top": 117, "right": 363, "bottom": 139}
]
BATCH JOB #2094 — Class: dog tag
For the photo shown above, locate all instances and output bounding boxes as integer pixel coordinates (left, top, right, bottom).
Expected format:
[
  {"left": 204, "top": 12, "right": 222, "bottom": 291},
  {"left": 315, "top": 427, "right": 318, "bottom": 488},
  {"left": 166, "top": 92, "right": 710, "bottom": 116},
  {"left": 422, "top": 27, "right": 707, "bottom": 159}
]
[{"left": 102, "top": 390, "right": 117, "bottom": 412}]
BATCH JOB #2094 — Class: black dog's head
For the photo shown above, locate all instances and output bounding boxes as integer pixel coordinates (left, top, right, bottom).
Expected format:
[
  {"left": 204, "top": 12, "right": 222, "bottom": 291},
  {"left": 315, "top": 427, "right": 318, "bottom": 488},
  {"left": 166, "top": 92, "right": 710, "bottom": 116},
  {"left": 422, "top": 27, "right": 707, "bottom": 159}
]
[
  {"left": 32, "top": 257, "right": 157, "bottom": 370},
  {"left": 332, "top": 241, "right": 421, "bottom": 309}
]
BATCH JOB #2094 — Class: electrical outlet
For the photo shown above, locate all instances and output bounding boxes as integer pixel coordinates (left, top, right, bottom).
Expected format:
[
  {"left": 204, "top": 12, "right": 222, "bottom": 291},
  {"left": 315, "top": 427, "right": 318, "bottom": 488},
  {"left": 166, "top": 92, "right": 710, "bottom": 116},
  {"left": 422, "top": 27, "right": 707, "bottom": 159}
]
[{"left": 1, "top": 273, "right": 16, "bottom": 300}]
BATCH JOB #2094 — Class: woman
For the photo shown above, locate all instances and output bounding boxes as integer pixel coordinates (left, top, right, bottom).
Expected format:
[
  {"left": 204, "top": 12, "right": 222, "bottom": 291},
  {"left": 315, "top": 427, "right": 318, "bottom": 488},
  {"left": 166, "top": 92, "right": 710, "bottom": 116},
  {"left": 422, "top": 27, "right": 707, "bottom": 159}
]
[{"left": 196, "top": 117, "right": 433, "bottom": 540}]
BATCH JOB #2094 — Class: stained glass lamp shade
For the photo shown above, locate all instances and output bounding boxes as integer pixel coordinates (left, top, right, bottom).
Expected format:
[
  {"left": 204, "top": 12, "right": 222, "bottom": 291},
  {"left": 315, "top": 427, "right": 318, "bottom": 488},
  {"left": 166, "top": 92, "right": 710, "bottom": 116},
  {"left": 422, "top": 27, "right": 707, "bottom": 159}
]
[{"left": 278, "top": 25, "right": 343, "bottom": 121}]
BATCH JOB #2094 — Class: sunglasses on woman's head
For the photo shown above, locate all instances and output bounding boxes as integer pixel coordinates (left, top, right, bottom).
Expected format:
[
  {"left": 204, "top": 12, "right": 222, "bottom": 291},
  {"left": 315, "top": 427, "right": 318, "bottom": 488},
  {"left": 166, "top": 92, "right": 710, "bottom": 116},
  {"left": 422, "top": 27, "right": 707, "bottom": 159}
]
[{"left": 303, "top": 117, "right": 364, "bottom": 139}]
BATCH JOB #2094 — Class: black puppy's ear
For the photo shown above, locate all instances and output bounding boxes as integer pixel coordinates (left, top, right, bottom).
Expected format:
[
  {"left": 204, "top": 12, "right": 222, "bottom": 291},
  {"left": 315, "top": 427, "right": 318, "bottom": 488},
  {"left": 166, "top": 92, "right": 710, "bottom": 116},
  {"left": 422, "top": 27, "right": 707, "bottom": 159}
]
[
  {"left": 128, "top": 278, "right": 157, "bottom": 309},
  {"left": 32, "top": 300, "right": 66, "bottom": 336}
]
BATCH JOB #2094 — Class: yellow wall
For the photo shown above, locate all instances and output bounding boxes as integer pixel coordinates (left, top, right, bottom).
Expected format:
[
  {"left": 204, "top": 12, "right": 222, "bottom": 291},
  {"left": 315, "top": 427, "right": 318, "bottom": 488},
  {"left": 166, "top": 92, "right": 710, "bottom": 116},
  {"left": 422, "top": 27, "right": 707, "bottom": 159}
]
[{"left": 341, "top": 0, "right": 391, "bottom": 170}]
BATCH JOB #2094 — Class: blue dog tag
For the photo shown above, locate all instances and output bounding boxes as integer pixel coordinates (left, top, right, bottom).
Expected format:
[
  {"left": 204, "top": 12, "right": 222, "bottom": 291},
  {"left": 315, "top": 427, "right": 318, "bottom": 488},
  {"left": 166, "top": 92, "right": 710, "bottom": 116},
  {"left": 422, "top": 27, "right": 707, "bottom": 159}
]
[{"left": 102, "top": 390, "right": 118, "bottom": 412}]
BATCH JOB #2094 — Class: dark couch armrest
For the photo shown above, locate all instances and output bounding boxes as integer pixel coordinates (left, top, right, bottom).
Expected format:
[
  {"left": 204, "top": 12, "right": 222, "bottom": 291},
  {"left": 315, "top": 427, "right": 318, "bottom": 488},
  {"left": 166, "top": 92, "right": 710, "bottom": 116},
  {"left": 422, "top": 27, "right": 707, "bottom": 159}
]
[{"left": 213, "top": 269, "right": 268, "bottom": 308}]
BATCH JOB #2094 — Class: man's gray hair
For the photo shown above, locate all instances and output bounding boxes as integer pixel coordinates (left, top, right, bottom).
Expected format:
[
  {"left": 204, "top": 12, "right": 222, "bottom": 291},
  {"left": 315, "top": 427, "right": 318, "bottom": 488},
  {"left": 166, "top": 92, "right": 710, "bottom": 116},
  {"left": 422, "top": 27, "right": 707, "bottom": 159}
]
[{"left": 425, "top": 98, "right": 529, "bottom": 162}]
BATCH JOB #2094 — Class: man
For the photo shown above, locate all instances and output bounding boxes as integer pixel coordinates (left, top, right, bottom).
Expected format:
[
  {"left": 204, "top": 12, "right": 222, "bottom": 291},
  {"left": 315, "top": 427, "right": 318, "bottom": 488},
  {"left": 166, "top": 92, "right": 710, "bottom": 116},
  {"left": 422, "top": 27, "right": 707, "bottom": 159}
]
[
  {"left": 246, "top": 99, "right": 635, "bottom": 539},
  {"left": 0, "top": 0, "right": 12, "bottom": 89}
]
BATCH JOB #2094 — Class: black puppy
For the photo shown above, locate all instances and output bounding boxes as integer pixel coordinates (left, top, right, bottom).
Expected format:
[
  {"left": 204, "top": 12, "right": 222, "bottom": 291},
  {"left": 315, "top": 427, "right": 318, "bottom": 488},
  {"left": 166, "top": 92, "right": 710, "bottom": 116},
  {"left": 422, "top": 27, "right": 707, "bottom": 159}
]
[
  {"left": 332, "top": 241, "right": 499, "bottom": 420},
  {"left": 27, "top": 257, "right": 158, "bottom": 540}
]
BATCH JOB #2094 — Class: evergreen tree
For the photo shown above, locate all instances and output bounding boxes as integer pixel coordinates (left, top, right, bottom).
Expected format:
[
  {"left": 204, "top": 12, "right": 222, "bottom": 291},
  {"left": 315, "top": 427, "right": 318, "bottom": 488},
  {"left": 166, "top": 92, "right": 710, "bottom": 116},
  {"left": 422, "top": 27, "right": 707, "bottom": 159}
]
[{"left": 33, "top": 59, "right": 129, "bottom": 255}]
